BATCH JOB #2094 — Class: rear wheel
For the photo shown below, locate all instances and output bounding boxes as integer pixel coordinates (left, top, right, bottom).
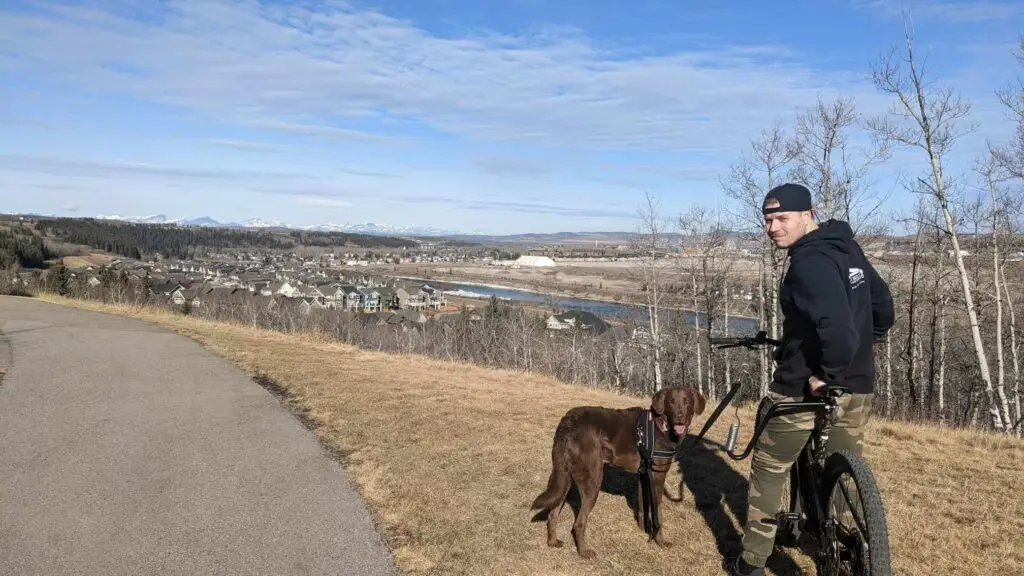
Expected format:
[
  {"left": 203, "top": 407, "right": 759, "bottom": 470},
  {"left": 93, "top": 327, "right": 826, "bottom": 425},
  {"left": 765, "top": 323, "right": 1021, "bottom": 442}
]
[{"left": 816, "top": 450, "right": 892, "bottom": 576}]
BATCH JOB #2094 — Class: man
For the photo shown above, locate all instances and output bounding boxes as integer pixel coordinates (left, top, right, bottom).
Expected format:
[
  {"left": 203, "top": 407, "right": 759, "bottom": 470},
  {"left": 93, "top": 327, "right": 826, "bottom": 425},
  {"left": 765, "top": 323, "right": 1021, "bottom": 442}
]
[{"left": 726, "top": 183, "right": 895, "bottom": 576}]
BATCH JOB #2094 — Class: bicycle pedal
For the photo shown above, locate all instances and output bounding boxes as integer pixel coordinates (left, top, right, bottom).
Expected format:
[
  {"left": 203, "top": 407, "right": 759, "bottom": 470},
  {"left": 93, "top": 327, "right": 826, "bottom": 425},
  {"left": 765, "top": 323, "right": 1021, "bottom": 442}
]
[{"left": 769, "top": 512, "right": 805, "bottom": 525}]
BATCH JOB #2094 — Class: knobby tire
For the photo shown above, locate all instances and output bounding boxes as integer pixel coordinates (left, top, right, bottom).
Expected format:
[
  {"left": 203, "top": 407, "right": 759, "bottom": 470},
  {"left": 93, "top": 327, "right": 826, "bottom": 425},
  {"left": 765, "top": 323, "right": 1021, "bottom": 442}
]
[{"left": 820, "top": 449, "right": 892, "bottom": 576}]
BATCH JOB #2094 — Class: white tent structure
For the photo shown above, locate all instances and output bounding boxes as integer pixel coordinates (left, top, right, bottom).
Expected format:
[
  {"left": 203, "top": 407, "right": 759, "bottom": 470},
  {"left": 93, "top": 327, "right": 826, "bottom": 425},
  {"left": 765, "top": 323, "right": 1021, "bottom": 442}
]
[{"left": 513, "top": 255, "right": 556, "bottom": 267}]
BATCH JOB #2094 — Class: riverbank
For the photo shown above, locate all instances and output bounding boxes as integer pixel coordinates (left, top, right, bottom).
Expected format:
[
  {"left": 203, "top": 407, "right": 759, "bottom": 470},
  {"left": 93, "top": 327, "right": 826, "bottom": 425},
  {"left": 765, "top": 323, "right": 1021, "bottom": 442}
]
[
  {"left": 390, "top": 272, "right": 760, "bottom": 326},
  {"left": 364, "top": 271, "right": 761, "bottom": 335}
]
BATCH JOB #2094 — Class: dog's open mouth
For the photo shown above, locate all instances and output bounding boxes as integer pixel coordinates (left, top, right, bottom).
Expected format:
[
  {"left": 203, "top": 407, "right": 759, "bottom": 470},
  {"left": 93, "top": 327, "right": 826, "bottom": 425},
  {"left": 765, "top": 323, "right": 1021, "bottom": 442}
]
[{"left": 658, "top": 419, "right": 687, "bottom": 437}]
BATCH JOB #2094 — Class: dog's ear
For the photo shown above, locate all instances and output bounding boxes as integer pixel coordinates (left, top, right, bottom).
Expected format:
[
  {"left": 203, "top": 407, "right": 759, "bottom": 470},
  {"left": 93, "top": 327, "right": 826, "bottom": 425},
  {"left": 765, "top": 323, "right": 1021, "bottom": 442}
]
[
  {"left": 692, "top": 389, "right": 707, "bottom": 415},
  {"left": 651, "top": 388, "right": 668, "bottom": 415}
]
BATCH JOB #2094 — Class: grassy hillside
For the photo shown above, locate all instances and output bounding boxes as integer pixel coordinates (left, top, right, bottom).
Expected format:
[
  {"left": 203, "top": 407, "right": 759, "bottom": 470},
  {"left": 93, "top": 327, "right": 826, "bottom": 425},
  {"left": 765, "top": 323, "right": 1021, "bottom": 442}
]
[{"left": 32, "top": 294, "right": 1024, "bottom": 575}]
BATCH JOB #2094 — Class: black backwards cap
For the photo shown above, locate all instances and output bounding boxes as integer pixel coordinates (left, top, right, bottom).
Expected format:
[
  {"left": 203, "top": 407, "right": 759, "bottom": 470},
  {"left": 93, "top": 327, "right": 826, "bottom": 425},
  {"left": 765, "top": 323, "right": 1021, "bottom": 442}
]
[{"left": 762, "top": 183, "right": 813, "bottom": 215}]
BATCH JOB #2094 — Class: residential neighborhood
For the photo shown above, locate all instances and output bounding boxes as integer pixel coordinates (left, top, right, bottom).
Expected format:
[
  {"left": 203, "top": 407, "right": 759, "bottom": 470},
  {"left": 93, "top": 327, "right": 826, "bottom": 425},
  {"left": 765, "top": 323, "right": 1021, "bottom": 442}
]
[{"left": 51, "top": 252, "right": 455, "bottom": 329}]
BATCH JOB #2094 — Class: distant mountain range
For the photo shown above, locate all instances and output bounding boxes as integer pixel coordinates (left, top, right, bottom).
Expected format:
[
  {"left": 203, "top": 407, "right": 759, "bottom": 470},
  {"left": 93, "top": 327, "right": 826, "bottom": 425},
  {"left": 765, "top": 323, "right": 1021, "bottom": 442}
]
[
  {"left": 49, "top": 213, "right": 705, "bottom": 245},
  {"left": 92, "top": 214, "right": 463, "bottom": 237}
]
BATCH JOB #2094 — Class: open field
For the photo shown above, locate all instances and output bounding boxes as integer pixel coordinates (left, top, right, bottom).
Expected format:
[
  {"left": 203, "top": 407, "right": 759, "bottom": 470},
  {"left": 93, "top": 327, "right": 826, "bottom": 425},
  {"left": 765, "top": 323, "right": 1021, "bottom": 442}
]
[
  {"left": 53, "top": 252, "right": 118, "bottom": 269},
  {"left": 370, "top": 256, "right": 765, "bottom": 311},
  {"left": 27, "top": 293, "right": 1024, "bottom": 575}
]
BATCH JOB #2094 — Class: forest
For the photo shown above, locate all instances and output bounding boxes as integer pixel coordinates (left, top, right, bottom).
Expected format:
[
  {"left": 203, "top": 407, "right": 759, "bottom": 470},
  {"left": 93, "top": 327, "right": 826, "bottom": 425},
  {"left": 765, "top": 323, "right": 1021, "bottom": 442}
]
[{"left": 0, "top": 216, "right": 422, "bottom": 265}]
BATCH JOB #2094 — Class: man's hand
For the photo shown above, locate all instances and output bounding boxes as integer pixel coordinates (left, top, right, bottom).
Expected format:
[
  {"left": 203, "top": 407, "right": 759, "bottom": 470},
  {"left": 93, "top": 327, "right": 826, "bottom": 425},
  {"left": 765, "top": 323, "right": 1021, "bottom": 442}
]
[{"left": 808, "top": 375, "right": 826, "bottom": 397}]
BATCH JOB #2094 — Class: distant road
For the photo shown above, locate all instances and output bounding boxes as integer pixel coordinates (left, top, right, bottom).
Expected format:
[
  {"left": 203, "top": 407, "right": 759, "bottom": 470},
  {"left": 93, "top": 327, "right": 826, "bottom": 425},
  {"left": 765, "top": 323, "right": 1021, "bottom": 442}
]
[{"left": 0, "top": 296, "right": 396, "bottom": 576}]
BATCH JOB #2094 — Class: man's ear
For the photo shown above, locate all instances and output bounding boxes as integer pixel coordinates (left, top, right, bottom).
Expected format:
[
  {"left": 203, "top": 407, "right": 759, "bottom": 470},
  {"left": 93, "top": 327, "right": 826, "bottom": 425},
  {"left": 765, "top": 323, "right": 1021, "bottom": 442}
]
[{"left": 651, "top": 388, "right": 667, "bottom": 415}]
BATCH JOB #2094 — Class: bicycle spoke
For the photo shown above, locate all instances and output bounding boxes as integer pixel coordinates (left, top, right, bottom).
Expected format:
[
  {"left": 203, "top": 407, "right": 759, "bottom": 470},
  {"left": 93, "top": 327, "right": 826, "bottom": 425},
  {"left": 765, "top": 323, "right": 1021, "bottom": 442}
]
[{"left": 835, "top": 474, "right": 869, "bottom": 537}]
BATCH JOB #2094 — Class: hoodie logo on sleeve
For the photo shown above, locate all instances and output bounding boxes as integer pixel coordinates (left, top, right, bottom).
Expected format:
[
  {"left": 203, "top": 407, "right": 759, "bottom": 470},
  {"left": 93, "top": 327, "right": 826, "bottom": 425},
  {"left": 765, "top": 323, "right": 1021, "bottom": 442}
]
[{"left": 849, "top": 267, "right": 865, "bottom": 289}]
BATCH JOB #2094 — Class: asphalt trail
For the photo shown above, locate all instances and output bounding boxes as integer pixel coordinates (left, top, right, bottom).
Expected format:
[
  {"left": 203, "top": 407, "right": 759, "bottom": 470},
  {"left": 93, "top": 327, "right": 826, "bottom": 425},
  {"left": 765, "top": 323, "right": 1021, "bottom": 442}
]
[{"left": 0, "top": 296, "right": 396, "bottom": 575}]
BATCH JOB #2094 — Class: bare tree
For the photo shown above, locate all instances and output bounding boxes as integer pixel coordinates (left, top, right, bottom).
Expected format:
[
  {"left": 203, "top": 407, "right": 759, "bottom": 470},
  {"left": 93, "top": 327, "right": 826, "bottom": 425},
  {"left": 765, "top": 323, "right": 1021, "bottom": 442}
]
[
  {"left": 630, "top": 192, "right": 669, "bottom": 391},
  {"left": 991, "top": 36, "right": 1024, "bottom": 180},
  {"left": 867, "top": 26, "right": 1011, "bottom": 431},
  {"left": 720, "top": 123, "right": 798, "bottom": 395},
  {"left": 678, "top": 204, "right": 733, "bottom": 400},
  {"left": 789, "top": 95, "right": 891, "bottom": 233}
]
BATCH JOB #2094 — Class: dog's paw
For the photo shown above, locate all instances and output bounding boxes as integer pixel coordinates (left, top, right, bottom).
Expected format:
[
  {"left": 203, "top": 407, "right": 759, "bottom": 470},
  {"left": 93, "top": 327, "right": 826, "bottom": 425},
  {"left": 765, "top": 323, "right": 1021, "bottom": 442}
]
[
  {"left": 578, "top": 548, "right": 597, "bottom": 560},
  {"left": 546, "top": 539, "right": 564, "bottom": 548}
]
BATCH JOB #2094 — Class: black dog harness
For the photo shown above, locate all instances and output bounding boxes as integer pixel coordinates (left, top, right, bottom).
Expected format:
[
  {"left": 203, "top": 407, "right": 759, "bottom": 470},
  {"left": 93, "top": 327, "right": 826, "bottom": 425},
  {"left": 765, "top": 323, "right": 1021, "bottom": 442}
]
[{"left": 635, "top": 409, "right": 677, "bottom": 540}]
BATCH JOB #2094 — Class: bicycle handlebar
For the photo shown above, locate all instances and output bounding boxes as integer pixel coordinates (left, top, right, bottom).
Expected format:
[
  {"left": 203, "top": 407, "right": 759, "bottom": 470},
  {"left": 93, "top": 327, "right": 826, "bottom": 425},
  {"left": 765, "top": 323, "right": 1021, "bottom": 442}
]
[{"left": 709, "top": 330, "right": 782, "bottom": 350}]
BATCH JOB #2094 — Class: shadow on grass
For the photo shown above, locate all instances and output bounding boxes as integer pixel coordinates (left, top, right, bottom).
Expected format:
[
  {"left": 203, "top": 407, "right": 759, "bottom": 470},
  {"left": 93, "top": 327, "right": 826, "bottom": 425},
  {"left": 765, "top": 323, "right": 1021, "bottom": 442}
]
[
  {"left": 528, "top": 464, "right": 646, "bottom": 534},
  {"left": 528, "top": 442, "right": 803, "bottom": 573},
  {"left": 674, "top": 436, "right": 804, "bottom": 575}
]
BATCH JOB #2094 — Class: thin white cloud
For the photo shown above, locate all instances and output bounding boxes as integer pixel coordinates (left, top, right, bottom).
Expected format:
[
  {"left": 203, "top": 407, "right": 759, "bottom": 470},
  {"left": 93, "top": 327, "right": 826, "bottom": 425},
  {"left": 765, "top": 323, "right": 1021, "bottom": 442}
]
[
  {"left": 853, "top": 0, "right": 1022, "bottom": 23},
  {"left": 0, "top": 153, "right": 395, "bottom": 180},
  {"left": 297, "top": 197, "right": 353, "bottom": 209},
  {"left": 0, "top": 0, "right": 893, "bottom": 154},
  {"left": 206, "top": 138, "right": 281, "bottom": 152},
  {"left": 471, "top": 156, "right": 552, "bottom": 177}
]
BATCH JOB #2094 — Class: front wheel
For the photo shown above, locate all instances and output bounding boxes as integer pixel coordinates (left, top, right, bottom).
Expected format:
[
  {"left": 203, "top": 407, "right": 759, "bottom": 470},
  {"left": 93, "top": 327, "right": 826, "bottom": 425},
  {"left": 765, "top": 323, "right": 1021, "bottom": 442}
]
[{"left": 817, "top": 450, "right": 892, "bottom": 576}]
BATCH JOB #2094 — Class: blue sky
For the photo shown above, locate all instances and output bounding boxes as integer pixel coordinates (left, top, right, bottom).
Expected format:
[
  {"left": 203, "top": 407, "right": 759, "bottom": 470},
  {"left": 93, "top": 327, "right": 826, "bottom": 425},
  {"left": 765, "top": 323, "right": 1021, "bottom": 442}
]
[{"left": 1, "top": 0, "right": 1022, "bottom": 234}]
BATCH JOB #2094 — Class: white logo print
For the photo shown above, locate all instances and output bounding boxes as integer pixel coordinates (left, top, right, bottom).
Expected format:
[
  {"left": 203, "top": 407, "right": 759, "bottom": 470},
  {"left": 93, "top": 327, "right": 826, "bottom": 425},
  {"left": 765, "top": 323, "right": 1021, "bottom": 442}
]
[{"left": 849, "top": 267, "right": 865, "bottom": 289}]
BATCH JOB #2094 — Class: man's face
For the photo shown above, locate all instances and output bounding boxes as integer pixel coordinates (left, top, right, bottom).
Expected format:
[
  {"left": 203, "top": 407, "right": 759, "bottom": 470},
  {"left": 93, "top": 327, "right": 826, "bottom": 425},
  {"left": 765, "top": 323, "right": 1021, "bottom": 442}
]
[{"left": 764, "top": 210, "right": 813, "bottom": 248}]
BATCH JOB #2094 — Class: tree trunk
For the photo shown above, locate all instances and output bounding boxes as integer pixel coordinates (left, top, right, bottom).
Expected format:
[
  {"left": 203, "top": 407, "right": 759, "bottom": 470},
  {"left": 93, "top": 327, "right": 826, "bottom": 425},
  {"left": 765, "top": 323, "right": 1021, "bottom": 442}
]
[
  {"left": 758, "top": 243, "right": 770, "bottom": 396},
  {"left": 927, "top": 243, "right": 946, "bottom": 419},
  {"left": 769, "top": 249, "right": 780, "bottom": 342},
  {"left": 915, "top": 332, "right": 925, "bottom": 420},
  {"left": 933, "top": 155, "right": 1007, "bottom": 431},
  {"left": 904, "top": 208, "right": 924, "bottom": 414},
  {"left": 992, "top": 185, "right": 1009, "bottom": 433},
  {"left": 938, "top": 293, "right": 947, "bottom": 425},
  {"left": 1000, "top": 264, "right": 1021, "bottom": 435},
  {"left": 885, "top": 333, "right": 893, "bottom": 417},
  {"left": 724, "top": 282, "right": 731, "bottom": 390},
  {"left": 692, "top": 274, "right": 702, "bottom": 395}
]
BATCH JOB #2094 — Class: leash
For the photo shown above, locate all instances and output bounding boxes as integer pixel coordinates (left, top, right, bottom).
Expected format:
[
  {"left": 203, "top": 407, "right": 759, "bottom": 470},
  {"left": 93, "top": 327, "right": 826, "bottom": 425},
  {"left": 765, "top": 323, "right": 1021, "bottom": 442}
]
[
  {"left": 635, "top": 382, "right": 746, "bottom": 541},
  {"left": 635, "top": 411, "right": 676, "bottom": 541},
  {"left": 676, "top": 381, "right": 744, "bottom": 456}
]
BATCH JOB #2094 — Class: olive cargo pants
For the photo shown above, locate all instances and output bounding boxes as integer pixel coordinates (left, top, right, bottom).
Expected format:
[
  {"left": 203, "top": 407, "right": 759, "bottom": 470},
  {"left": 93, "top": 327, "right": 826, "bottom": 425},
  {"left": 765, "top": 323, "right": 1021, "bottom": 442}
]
[{"left": 739, "top": 390, "right": 874, "bottom": 568}]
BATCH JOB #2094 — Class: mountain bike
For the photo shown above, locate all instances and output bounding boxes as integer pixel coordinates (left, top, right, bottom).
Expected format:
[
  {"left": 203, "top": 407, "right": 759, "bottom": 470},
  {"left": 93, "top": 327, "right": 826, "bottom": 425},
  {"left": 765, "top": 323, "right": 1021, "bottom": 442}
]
[{"left": 692, "top": 331, "right": 892, "bottom": 576}]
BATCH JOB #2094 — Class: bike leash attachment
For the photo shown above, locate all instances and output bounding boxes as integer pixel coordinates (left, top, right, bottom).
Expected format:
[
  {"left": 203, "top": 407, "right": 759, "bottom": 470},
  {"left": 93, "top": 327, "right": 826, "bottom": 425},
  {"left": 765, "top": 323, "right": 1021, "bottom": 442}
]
[{"left": 677, "top": 380, "right": 744, "bottom": 455}]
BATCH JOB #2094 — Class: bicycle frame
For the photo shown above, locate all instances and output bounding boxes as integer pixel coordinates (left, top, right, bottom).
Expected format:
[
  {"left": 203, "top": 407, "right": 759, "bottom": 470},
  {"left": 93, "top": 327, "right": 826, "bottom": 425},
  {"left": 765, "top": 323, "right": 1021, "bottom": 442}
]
[{"left": 704, "top": 333, "right": 889, "bottom": 574}]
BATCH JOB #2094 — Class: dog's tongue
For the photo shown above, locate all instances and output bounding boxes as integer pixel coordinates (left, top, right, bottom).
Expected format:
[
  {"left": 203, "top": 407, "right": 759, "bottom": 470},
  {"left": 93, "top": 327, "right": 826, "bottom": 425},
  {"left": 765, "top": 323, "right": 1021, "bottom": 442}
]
[{"left": 673, "top": 425, "right": 687, "bottom": 436}]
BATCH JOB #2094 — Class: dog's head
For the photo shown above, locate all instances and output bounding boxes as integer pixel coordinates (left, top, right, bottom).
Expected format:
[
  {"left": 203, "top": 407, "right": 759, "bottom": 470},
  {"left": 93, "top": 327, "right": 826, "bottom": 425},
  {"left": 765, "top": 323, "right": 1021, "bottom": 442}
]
[{"left": 650, "top": 386, "right": 706, "bottom": 441}]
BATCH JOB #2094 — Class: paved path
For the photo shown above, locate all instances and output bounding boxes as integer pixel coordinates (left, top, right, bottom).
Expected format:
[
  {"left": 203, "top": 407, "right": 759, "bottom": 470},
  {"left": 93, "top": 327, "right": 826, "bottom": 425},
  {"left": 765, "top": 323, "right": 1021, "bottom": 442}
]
[{"left": 0, "top": 296, "right": 397, "bottom": 576}]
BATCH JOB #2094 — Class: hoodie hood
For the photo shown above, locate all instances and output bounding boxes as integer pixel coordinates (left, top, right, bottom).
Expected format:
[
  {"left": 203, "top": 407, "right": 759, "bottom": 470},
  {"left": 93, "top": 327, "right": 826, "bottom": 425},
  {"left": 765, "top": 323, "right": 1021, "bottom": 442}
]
[{"left": 788, "top": 219, "right": 856, "bottom": 259}]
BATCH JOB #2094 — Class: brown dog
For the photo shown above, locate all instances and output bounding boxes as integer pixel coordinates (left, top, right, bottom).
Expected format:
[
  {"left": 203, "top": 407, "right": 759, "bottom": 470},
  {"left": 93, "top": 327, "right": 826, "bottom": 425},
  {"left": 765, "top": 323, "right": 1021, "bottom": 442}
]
[{"left": 530, "top": 386, "right": 706, "bottom": 559}]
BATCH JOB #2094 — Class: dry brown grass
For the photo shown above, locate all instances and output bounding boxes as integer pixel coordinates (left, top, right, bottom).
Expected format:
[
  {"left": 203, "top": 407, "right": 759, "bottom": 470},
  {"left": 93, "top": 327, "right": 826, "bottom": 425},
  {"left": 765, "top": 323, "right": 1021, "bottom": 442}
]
[
  {"left": 57, "top": 252, "right": 117, "bottom": 269},
  {"left": 37, "top": 294, "right": 1024, "bottom": 575}
]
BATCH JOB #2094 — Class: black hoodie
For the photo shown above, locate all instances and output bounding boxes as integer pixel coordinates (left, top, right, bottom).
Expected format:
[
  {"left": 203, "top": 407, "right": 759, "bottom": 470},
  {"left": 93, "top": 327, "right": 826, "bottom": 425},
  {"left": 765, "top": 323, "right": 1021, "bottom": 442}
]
[{"left": 772, "top": 219, "right": 895, "bottom": 397}]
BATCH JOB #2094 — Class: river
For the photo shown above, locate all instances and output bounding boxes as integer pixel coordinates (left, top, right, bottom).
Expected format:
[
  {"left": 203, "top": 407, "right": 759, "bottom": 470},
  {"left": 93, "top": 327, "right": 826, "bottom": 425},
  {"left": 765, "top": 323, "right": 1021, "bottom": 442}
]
[{"left": 430, "top": 279, "right": 759, "bottom": 335}]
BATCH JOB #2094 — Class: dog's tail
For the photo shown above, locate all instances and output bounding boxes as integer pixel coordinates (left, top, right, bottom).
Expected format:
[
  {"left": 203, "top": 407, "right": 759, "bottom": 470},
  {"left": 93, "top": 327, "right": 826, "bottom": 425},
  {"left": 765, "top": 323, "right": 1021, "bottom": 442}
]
[{"left": 531, "top": 445, "right": 571, "bottom": 512}]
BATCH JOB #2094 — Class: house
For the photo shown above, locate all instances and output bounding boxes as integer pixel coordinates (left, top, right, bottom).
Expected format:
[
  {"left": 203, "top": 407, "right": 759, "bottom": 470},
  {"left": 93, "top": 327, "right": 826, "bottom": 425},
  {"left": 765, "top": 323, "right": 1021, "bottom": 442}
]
[
  {"left": 396, "top": 286, "right": 427, "bottom": 310},
  {"left": 297, "top": 285, "right": 326, "bottom": 304},
  {"left": 262, "top": 281, "right": 299, "bottom": 298},
  {"left": 338, "top": 285, "right": 363, "bottom": 310},
  {"left": 376, "top": 286, "right": 398, "bottom": 310},
  {"left": 358, "top": 286, "right": 382, "bottom": 312},
  {"left": 297, "top": 297, "right": 326, "bottom": 315},
  {"left": 545, "top": 310, "right": 610, "bottom": 335},
  {"left": 169, "top": 286, "right": 200, "bottom": 307},
  {"left": 419, "top": 285, "right": 446, "bottom": 309}
]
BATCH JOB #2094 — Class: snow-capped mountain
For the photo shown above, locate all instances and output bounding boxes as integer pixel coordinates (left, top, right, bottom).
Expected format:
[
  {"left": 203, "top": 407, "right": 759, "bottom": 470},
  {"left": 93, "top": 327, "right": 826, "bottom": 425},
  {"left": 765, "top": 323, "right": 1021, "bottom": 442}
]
[
  {"left": 91, "top": 214, "right": 460, "bottom": 236},
  {"left": 240, "top": 217, "right": 287, "bottom": 229}
]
